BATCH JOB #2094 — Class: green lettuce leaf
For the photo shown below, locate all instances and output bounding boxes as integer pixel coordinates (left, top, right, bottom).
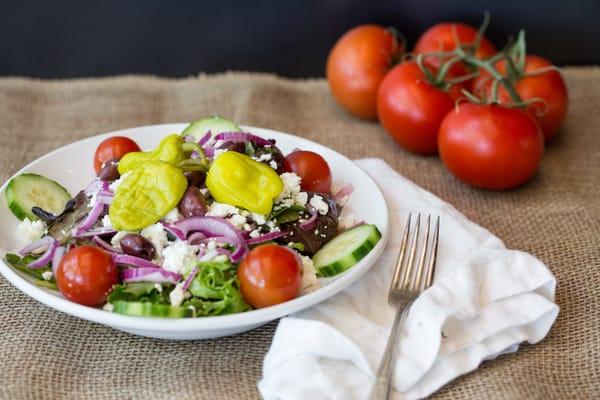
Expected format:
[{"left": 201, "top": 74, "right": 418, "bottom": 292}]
[
  {"left": 4, "top": 253, "right": 57, "bottom": 290},
  {"left": 107, "top": 282, "right": 172, "bottom": 305}
]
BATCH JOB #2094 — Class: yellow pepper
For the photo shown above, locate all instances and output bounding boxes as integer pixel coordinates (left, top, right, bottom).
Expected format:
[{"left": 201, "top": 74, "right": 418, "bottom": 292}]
[
  {"left": 118, "top": 134, "right": 187, "bottom": 175},
  {"left": 109, "top": 160, "right": 187, "bottom": 230},
  {"left": 206, "top": 152, "right": 283, "bottom": 215}
]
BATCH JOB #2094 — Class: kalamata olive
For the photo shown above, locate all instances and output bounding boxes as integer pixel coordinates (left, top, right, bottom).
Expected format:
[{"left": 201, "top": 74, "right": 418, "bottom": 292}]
[
  {"left": 178, "top": 187, "right": 208, "bottom": 218},
  {"left": 97, "top": 158, "right": 120, "bottom": 181},
  {"left": 218, "top": 141, "right": 246, "bottom": 154},
  {"left": 184, "top": 170, "right": 206, "bottom": 187},
  {"left": 120, "top": 234, "right": 156, "bottom": 260}
]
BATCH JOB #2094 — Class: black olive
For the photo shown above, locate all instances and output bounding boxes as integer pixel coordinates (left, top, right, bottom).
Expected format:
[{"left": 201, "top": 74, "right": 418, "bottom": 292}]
[{"left": 120, "top": 234, "right": 156, "bottom": 260}]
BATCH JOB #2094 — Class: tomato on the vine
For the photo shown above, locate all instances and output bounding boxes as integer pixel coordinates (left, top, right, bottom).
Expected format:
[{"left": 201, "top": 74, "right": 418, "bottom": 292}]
[
  {"left": 56, "top": 246, "right": 119, "bottom": 306},
  {"left": 438, "top": 103, "right": 544, "bottom": 190},
  {"left": 414, "top": 22, "right": 497, "bottom": 88},
  {"left": 284, "top": 150, "right": 332, "bottom": 193},
  {"left": 237, "top": 244, "right": 303, "bottom": 309},
  {"left": 327, "top": 25, "right": 403, "bottom": 119},
  {"left": 473, "top": 54, "right": 568, "bottom": 140},
  {"left": 377, "top": 61, "right": 463, "bottom": 154},
  {"left": 93, "top": 136, "right": 141, "bottom": 173}
]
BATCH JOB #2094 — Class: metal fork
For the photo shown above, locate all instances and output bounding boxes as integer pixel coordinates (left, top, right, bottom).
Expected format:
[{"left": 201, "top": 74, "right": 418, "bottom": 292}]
[{"left": 369, "top": 213, "right": 440, "bottom": 400}]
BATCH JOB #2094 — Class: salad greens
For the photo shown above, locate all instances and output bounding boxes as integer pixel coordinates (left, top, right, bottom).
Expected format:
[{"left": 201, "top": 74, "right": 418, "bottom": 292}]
[{"left": 4, "top": 253, "right": 56, "bottom": 290}]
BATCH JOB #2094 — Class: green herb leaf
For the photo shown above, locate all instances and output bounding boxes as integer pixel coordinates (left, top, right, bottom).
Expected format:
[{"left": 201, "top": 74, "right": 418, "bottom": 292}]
[{"left": 4, "top": 253, "right": 57, "bottom": 290}]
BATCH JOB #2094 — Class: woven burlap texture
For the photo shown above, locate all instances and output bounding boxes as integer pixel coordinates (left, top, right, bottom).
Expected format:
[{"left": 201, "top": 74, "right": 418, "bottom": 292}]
[{"left": 0, "top": 70, "right": 598, "bottom": 400}]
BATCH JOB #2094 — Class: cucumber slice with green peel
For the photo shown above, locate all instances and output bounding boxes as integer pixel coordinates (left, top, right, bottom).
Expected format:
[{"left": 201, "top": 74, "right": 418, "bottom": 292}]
[
  {"left": 314, "top": 224, "right": 381, "bottom": 277},
  {"left": 111, "top": 301, "right": 194, "bottom": 318},
  {"left": 181, "top": 116, "right": 241, "bottom": 141},
  {"left": 5, "top": 174, "right": 71, "bottom": 221}
]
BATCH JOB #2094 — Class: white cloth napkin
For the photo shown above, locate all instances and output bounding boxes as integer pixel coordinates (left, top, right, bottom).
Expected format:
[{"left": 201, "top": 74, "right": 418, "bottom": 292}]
[{"left": 258, "top": 158, "right": 558, "bottom": 400}]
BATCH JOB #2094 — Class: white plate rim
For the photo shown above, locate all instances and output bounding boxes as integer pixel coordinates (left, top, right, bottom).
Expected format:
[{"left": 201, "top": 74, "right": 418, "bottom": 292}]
[{"left": 0, "top": 123, "right": 390, "bottom": 333}]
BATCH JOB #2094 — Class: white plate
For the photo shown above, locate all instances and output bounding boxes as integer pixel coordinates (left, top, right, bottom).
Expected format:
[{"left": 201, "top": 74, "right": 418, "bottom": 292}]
[{"left": 0, "top": 124, "right": 389, "bottom": 340}]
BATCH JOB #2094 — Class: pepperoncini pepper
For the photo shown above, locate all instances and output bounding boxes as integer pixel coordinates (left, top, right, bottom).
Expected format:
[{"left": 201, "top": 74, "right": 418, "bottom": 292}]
[
  {"left": 118, "top": 134, "right": 208, "bottom": 175},
  {"left": 109, "top": 160, "right": 187, "bottom": 230},
  {"left": 206, "top": 151, "right": 283, "bottom": 215}
]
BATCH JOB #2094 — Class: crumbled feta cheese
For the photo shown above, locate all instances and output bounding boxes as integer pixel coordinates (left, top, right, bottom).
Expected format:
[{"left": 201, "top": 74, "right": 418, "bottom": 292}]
[
  {"left": 251, "top": 213, "right": 267, "bottom": 225},
  {"left": 141, "top": 223, "right": 169, "bottom": 259},
  {"left": 338, "top": 214, "right": 356, "bottom": 231},
  {"left": 243, "top": 223, "right": 252, "bottom": 231},
  {"left": 41, "top": 271, "right": 53, "bottom": 281},
  {"left": 300, "top": 256, "right": 321, "bottom": 294},
  {"left": 206, "top": 240, "right": 217, "bottom": 251},
  {"left": 169, "top": 283, "right": 185, "bottom": 307},
  {"left": 207, "top": 202, "right": 240, "bottom": 218},
  {"left": 103, "top": 303, "right": 114, "bottom": 312},
  {"left": 275, "top": 172, "right": 308, "bottom": 207},
  {"left": 154, "top": 283, "right": 163, "bottom": 293},
  {"left": 110, "top": 231, "right": 129, "bottom": 249},
  {"left": 162, "top": 241, "right": 199, "bottom": 274},
  {"left": 17, "top": 218, "right": 46, "bottom": 244},
  {"left": 229, "top": 214, "right": 247, "bottom": 229},
  {"left": 101, "top": 215, "right": 112, "bottom": 228},
  {"left": 266, "top": 220, "right": 279, "bottom": 232},
  {"left": 163, "top": 208, "right": 182, "bottom": 224},
  {"left": 269, "top": 161, "right": 278, "bottom": 170},
  {"left": 200, "top": 188, "right": 209, "bottom": 196},
  {"left": 240, "top": 210, "right": 250, "bottom": 217},
  {"left": 88, "top": 191, "right": 98, "bottom": 207},
  {"left": 254, "top": 153, "right": 272, "bottom": 162},
  {"left": 198, "top": 249, "right": 220, "bottom": 262},
  {"left": 109, "top": 172, "right": 130, "bottom": 193},
  {"left": 309, "top": 195, "right": 329, "bottom": 215},
  {"left": 249, "top": 229, "right": 261, "bottom": 239}
]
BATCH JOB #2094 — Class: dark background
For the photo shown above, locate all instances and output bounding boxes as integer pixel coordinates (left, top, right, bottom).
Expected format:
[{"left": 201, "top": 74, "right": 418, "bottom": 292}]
[{"left": 1, "top": 0, "right": 598, "bottom": 79}]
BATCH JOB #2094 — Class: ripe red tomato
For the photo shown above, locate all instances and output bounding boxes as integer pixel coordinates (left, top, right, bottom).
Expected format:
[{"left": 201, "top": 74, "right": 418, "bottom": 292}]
[
  {"left": 237, "top": 244, "right": 302, "bottom": 309},
  {"left": 284, "top": 150, "right": 332, "bottom": 193},
  {"left": 327, "top": 25, "right": 403, "bottom": 119},
  {"left": 414, "top": 22, "right": 497, "bottom": 87},
  {"left": 56, "top": 246, "right": 119, "bottom": 306},
  {"left": 473, "top": 55, "right": 568, "bottom": 140},
  {"left": 93, "top": 136, "right": 141, "bottom": 173},
  {"left": 377, "top": 61, "right": 462, "bottom": 154},
  {"left": 438, "top": 103, "right": 544, "bottom": 190}
]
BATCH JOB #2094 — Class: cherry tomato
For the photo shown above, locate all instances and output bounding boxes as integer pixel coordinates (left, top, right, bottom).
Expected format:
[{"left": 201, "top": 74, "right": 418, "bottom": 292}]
[
  {"left": 93, "top": 136, "right": 141, "bottom": 173},
  {"left": 438, "top": 103, "right": 544, "bottom": 190},
  {"left": 237, "top": 244, "right": 302, "bottom": 308},
  {"left": 326, "top": 25, "right": 403, "bottom": 119},
  {"left": 284, "top": 150, "right": 332, "bottom": 193},
  {"left": 377, "top": 61, "right": 462, "bottom": 154},
  {"left": 414, "top": 22, "right": 497, "bottom": 88},
  {"left": 473, "top": 55, "right": 568, "bottom": 140},
  {"left": 56, "top": 246, "right": 119, "bottom": 306}
]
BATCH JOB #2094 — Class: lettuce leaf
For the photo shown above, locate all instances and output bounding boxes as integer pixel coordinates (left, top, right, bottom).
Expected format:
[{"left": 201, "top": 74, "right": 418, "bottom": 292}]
[
  {"left": 107, "top": 282, "right": 172, "bottom": 305},
  {"left": 4, "top": 253, "right": 57, "bottom": 290}
]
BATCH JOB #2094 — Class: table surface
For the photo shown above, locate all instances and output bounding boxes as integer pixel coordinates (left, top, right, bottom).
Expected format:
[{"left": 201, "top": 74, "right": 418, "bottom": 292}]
[{"left": 0, "top": 69, "right": 598, "bottom": 399}]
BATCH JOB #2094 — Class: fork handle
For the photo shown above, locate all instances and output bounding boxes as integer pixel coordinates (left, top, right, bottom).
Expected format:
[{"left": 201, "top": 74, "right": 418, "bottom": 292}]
[{"left": 369, "top": 301, "right": 412, "bottom": 400}]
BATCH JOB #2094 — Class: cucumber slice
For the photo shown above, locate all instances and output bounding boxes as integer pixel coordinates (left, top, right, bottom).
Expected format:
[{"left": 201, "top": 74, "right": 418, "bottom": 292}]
[
  {"left": 181, "top": 116, "right": 241, "bottom": 141},
  {"left": 314, "top": 224, "right": 381, "bottom": 277},
  {"left": 111, "top": 301, "right": 194, "bottom": 318},
  {"left": 5, "top": 173, "right": 71, "bottom": 221}
]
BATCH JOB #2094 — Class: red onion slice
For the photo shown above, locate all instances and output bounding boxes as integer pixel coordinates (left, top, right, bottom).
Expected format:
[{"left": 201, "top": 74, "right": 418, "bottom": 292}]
[
  {"left": 51, "top": 246, "right": 66, "bottom": 275},
  {"left": 333, "top": 183, "right": 354, "bottom": 204},
  {"left": 27, "top": 237, "right": 59, "bottom": 269},
  {"left": 163, "top": 223, "right": 186, "bottom": 241},
  {"left": 19, "top": 236, "right": 55, "bottom": 256},
  {"left": 74, "top": 227, "right": 117, "bottom": 238},
  {"left": 299, "top": 207, "right": 318, "bottom": 231},
  {"left": 181, "top": 266, "right": 198, "bottom": 292},
  {"left": 121, "top": 267, "right": 182, "bottom": 284},
  {"left": 213, "top": 132, "right": 272, "bottom": 146},
  {"left": 246, "top": 231, "right": 286, "bottom": 245},
  {"left": 92, "top": 235, "right": 122, "bottom": 253},
  {"left": 75, "top": 201, "right": 106, "bottom": 235},
  {"left": 113, "top": 254, "right": 162, "bottom": 269},
  {"left": 187, "top": 232, "right": 207, "bottom": 244},
  {"left": 199, "top": 130, "right": 212, "bottom": 146}
]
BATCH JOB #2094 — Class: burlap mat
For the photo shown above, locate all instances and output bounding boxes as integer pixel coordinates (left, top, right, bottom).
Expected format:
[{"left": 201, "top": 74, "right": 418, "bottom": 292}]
[{"left": 0, "top": 70, "right": 598, "bottom": 399}]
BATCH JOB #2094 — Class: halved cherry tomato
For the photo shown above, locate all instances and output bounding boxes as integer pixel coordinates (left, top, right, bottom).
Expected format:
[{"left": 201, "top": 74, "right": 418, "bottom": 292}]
[
  {"left": 377, "top": 61, "right": 462, "bottom": 154},
  {"left": 93, "top": 136, "right": 141, "bottom": 173},
  {"left": 414, "top": 22, "right": 497, "bottom": 88},
  {"left": 284, "top": 150, "right": 332, "bottom": 193},
  {"left": 56, "top": 246, "right": 119, "bottom": 306},
  {"left": 237, "top": 244, "right": 302, "bottom": 308},
  {"left": 438, "top": 103, "right": 544, "bottom": 190},
  {"left": 473, "top": 55, "right": 568, "bottom": 140},
  {"left": 327, "top": 25, "right": 403, "bottom": 119}
]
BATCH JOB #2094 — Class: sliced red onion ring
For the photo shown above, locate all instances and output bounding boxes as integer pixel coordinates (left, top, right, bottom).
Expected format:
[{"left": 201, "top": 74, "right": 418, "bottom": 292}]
[
  {"left": 333, "top": 183, "right": 354, "bottom": 204},
  {"left": 121, "top": 267, "right": 182, "bottom": 284},
  {"left": 204, "top": 147, "right": 216, "bottom": 157},
  {"left": 19, "top": 236, "right": 55, "bottom": 256},
  {"left": 213, "top": 132, "right": 272, "bottom": 146},
  {"left": 181, "top": 266, "right": 198, "bottom": 292},
  {"left": 51, "top": 246, "right": 66, "bottom": 275},
  {"left": 92, "top": 235, "right": 122, "bottom": 253},
  {"left": 215, "top": 247, "right": 232, "bottom": 257},
  {"left": 113, "top": 254, "right": 162, "bottom": 269},
  {"left": 183, "top": 135, "right": 195, "bottom": 143},
  {"left": 187, "top": 232, "right": 206, "bottom": 244},
  {"left": 199, "top": 131, "right": 211, "bottom": 146},
  {"left": 74, "top": 227, "right": 117, "bottom": 238},
  {"left": 28, "top": 237, "right": 59, "bottom": 269},
  {"left": 196, "top": 235, "right": 233, "bottom": 245},
  {"left": 299, "top": 207, "right": 318, "bottom": 231},
  {"left": 75, "top": 201, "right": 106, "bottom": 235},
  {"left": 163, "top": 223, "right": 186, "bottom": 241},
  {"left": 246, "top": 230, "right": 286, "bottom": 245}
]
